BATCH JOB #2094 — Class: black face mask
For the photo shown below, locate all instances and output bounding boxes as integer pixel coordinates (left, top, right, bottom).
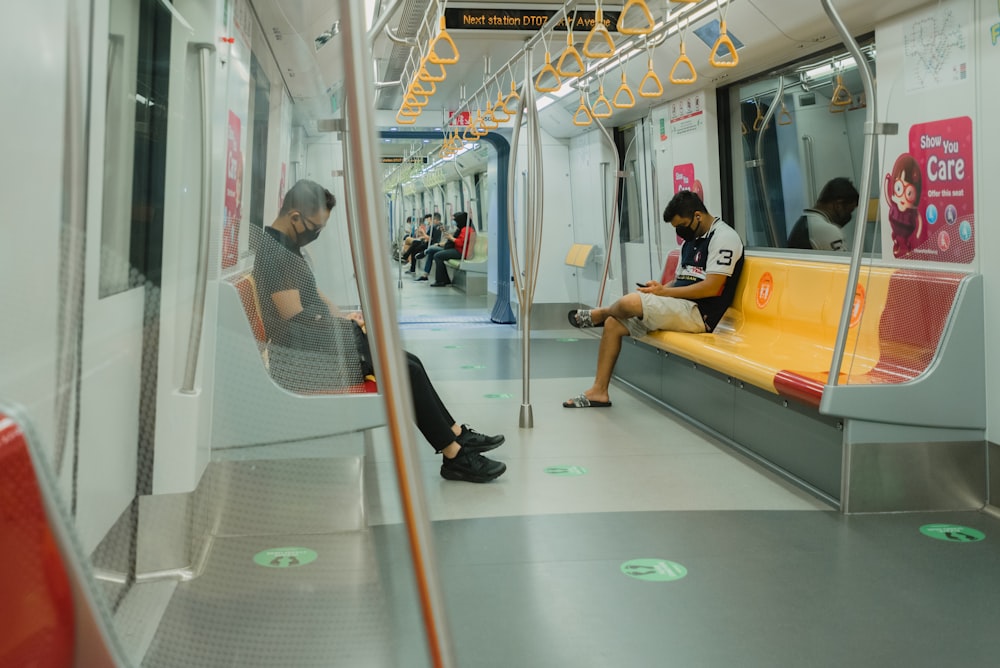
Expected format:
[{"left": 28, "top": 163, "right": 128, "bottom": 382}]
[
  {"left": 297, "top": 216, "right": 322, "bottom": 246},
  {"left": 675, "top": 217, "right": 699, "bottom": 242}
]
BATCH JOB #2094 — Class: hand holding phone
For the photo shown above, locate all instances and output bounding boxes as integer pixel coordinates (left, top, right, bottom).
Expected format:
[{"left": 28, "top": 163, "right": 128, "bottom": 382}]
[{"left": 636, "top": 282, "right": 647, "bottom": 288}]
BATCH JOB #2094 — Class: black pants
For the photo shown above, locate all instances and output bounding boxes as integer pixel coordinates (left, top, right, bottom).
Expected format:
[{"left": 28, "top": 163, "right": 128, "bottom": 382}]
[
  {"left": 433, "top": 248, "right": 462, "bottom": 283},
  {"left": 406, "top": 351, "right": 456, "bottom": 450},
  {"left": 405, "top": 240, "right": 428, "bottom": 271}
]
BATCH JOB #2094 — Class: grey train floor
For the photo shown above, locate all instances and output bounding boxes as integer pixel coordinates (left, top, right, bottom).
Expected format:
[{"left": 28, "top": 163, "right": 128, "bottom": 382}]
[{"left": 140, "top": 281, "right": 1000, "bottom": 667}]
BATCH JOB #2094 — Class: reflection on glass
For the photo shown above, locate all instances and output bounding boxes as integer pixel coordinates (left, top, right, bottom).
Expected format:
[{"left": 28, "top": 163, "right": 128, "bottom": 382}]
[{"left": 731, "top": 40, "right": 878, "bottom": 254}]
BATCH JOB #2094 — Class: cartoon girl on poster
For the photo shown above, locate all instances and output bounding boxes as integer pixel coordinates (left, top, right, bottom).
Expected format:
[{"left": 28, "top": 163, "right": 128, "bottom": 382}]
[{"left": 885, "top": 153, "right": 926, "bottom": 257}]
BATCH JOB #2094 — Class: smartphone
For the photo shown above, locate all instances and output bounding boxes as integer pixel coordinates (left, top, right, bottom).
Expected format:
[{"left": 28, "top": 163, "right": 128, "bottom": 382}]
[{"left": 636, "top": 282, "right": 646, "bottom": 288}]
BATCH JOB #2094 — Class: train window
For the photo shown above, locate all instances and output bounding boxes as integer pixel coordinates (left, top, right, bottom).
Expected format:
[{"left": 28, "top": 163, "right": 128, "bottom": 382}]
[
  {"left": 617, "top": 125, "right": 644, "bottom": 244},
  {"left": 727, "top": 37, "right": 879, "bottom": 254},
  {"left": 99, "top": 0, "right": 172, "bottom": 295},
  {"left": 247, "top": 53, "right": 271, "bottom": 233}
]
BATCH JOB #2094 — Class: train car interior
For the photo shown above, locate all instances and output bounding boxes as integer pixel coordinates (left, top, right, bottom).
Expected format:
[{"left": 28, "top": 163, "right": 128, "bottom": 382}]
[{"left": 3, "top": 0, "right": 1000, "bottom": 666}]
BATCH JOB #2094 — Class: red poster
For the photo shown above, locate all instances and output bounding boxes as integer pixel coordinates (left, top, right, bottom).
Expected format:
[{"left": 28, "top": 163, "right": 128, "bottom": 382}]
[
  {"left": 278, "top": 162, "right": 287, "bottom": 210},
  {"left": 673, "top": 163, "right": 695, "bottom": 194},
  {"left": 886, "top": 116, "right": 974, "bottom": 263},
  {"left": 222, "top": 110, "right": 243, "bottom": 269}
]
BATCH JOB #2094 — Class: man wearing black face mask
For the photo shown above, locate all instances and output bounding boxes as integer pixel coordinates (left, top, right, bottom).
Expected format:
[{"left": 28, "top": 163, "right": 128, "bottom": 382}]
[
  {"left": 787, "top": 178, "right": 859, "bottom": 251},
  {"left": 254, "top": 180, "right": 506, "bottom": 482},
  {"left": 564, "top": 190, "right": 744, "bottom": 409}
]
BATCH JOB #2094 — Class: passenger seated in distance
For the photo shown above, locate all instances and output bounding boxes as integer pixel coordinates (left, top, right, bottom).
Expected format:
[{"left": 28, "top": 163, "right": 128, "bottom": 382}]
[
  {"left": 253, "top": 180, "right": 506, "bottom": 482},
  {"left": 786, "top": 177, "right": 860, "bottom": 251},
  {"left": 565, "top": 190, "right": 744, "bottom": 408}
]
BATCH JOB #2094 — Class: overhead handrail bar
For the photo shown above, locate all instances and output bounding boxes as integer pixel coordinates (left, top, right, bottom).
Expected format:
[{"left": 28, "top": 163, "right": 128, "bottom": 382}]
[
  {"left": 447, "top": 0, "right": 719, "bottom": 121},
  {"left": 709, "top": 0, "right": 738, "bottom": 68},
  {"left": 618, "top": 0, "right": 654, "bottom": 35}
]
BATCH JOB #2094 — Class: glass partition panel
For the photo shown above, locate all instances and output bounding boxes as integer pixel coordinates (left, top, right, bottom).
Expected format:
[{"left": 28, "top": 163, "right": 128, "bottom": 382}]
[{"left": 729, "top": 38, "right": 878, "bottom": 256}]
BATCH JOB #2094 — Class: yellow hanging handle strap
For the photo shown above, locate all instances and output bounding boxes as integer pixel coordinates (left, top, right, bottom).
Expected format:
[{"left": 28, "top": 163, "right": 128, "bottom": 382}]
[
  {"left": 638, "top": 57, "right": 663, "bottom": 98},
  {"left": 710, "top": 21, "right": 739, "bottom": 68},
  {"left": 670, "top": 42, "right": 697, "bottom": 84},
  {"left": 613, "top": 71, "right": 636, "bottom": 109},
  {"left": 557, "top": 32, "right": 585, "bottom": 78},
  {"left": 535, "top": 52, "right": 561, "bottom": 93},
  {"left": 592, "top": 84, "right": 613, "bottom": 118},
  {"left": 428, "top": 17, "right": 459, "bottom": 65},
  {"left": 492, "top": 91, "right": 511, "bottom": 123},
  {"left": 418, "top": 58, "right": 447, "bottom": 83},
  {"left": 503, "top": 79, "right": 521, "bottom": 114},
  {"left": 829, "top": 73, "right": 851, "bottom": 111},
  {"left": 618, "top": 0, "right": 654, "bottom": 35},
  {"left": 778, "top": 100, "right": 793, "bottom": 125},
  {"left": 573, "top": 92, "right": 593, "bottom": 127},
  {"left": 752, "top": 99, "right": 766, "bottom": 131},
  {"left": 411, "top": 77, "right": 436, "bottom": 96},
  {"left": 583, "top": 6, "right": 616, "bottom": 59}
]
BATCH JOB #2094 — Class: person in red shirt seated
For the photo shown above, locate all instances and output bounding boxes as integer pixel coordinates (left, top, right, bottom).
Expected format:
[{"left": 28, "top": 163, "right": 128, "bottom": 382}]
[{"left": 430, "top": 211, "right": 473, "bottom": 287}]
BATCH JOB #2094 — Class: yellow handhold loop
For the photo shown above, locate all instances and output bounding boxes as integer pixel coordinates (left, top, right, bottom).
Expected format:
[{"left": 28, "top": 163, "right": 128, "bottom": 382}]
[
  {"left": 396, "top": 111, "right": 417, "bottom": 125},
  {"left": 462, "top": 123, "right": 482, "bottom": 141},
  {"left": 752, "top": 100, "right": 766, "bottom": 131},
  {"left": 830, "top": 73, "right": 852, "bottom": 111},
  {"left": 613, "top": 71, "right": 636, "bottom": 108},
  {"left": 618, "top": 0, "right": 654, "bottom": 35},
  {"left": 573, "top": 92, "right": 593, "bottom": 127},
  {"left": 419, "top": 59, "right": 447, "bottom": 83},
  {"left": 481, "top": 105, "right": 500, "bottom": 130},
  {"left": 474, "top": 110, "right": 491, "bottom": 134},
  {"left": 583, "top": 8, "right": 616, "bottom": 59},
  {"left": 428, "top": 17, "right": 459, "bottom": 65},
  {"left": 492, "top": 91, "right": 511, "bottom": 123},
  {"left": 398, "top": 103, "right": 420, "bottom": 118},
  {"left": 411, "top": 78, "right": 436, "bottom": 96},
  {"left": 778, "top": 100, "right": 793, "bottom": 125},
  {"left": 404, "top": 92, "right": 428, "bottom": 108},
  {"left": 556, "top": 33, "right": 585, "bottom": 78},
  {"left": 710, "top": 21, "right": 739, "bottom": 68},
  {"left": 638, "top": 59, "right": 663, "bottom": 98},
  {"left": 534, "top": 52, "right": 561, "bottom": 93},
  {"left": 592, "top": 85, "right": 613, "bottom": 118},
  {"left": 503, "top": 80, "right": 521, "bottom": 115},
  {"left": 669, "top": 43, "right": 697, "bottom": 84}
]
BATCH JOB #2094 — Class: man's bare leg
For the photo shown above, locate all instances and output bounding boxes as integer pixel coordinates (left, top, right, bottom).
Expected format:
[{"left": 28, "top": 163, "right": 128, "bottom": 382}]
[{"left": 576, "top": 293, "right": 645, "bottom": 404}]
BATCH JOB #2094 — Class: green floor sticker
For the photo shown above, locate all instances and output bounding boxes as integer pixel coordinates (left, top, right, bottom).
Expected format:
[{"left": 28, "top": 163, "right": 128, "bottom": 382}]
[
  {"left": 461, "top": 364, "right": 485, "bottom": 369},
  {"left": 919, "top": 524, "right": 985, "bottom": 543},
  {"left": 443, "top": 345, "right": 461, "bottom": 349},
  {"left": 556, "top": 338, "right": 579, "bottom": 342},
  {"left": 485, "top": 393, "right": 513, "bottom": 399},
  {"left": 620, "top": 559, "right": 687, "bottom": 582},
  {"left": 253, "top": 547, "right": 319, "bottom": 568},
  {"left": 544, "top": 466, "right": 587, "bottom": 476}
]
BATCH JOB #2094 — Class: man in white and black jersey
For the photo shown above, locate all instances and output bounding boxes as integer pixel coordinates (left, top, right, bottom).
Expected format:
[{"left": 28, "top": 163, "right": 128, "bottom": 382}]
[
  {"left": 786, "top": 177, "right": 859, "bottom": 251},
  {"left": 564, "top": 190, "right": 744, "bottom": 409}
]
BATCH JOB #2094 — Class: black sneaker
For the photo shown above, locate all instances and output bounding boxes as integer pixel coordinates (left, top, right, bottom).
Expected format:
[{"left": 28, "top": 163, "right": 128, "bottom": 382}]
[
  {"left": 455, "top": 424, "right": 505, "bottom": 452},
  {"left": 440, "top": 449, "right": 506, "bottom": 482}
]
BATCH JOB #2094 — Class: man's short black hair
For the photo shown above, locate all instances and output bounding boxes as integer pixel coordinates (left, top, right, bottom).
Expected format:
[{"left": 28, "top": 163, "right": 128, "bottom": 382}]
[
  {"left": 817, "top": 177, "right": 859, "bottom": 205},
  {"left": 662, "top": 190, "right": 708, "bottom": 223},
  {"left": 280, "top": 180, "right": 335, "bottom": 216},
  {"left": 432, "top": 212, "right": 442, "bottom": 221}
]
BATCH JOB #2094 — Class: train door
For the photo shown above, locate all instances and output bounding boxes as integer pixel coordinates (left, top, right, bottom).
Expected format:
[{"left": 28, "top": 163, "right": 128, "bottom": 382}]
[{"left": 617, "top": 121, "right": 659, "bottom": 289}]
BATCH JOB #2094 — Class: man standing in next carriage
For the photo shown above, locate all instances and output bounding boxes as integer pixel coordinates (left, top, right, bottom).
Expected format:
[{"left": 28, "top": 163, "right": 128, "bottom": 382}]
[{"left": 564, "top": 190, "right": 745, "bottom": 408}]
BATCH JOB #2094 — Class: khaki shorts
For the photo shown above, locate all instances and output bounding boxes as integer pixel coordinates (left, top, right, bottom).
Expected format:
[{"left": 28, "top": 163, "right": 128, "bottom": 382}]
[{"left": 623, "top": 293, "right": 707, "bottom": 338}]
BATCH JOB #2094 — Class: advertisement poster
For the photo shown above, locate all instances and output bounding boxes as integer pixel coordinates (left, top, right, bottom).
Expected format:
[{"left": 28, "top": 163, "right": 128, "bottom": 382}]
[
  {"left": 885, "top": 116, "right": 974, "bottom": 263},
  {"left": 673, "top": 163, "right": 698, "bottom": 196},
  {"left": 668, "top": 92, "right": 704, "bottom": 137},
  {"left": 222, "top": 110, "right": 243, "bottom": 269}
]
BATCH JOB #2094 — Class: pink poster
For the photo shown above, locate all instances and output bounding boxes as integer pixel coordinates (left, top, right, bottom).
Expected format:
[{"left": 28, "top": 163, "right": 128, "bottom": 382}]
[
  {"left": 222, "top": 111, "right": 243, "bottom": 269},
  {"left": 673, "top": 163, "right": 695, "bottom": 194},
  {"left": 278, "top": 162, "right": 287, "bottom": 210},
  {"left": 885, "top": 116, "right": 974, "bottom": 263}
]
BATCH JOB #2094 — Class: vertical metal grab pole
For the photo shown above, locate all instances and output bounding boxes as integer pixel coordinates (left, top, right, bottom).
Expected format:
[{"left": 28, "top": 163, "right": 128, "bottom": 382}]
[
  {"left": 338, "top": 3, "right": 455, "bottom": 666},
  {"left": 819, "top": 0, "right": 896, "bottom": 513},
  {"left": 54, "top": 0, "right": 89, "bottom": 475},
  {"left": 180, "top": 44, "right": 216, "bottom": 394}
]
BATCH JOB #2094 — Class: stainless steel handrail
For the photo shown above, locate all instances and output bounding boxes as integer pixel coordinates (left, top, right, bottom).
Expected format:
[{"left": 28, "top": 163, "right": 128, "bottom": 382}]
[
  {"left": 54, "top": 0, "right": 89, "bottom": 476},
  {"left": 594, "top": 118, "right": 622, "bottom": 307},
  {"left": 821, "top": 0, "right": 884, "bottom": 390},
  {"left": 341, "top": 3, "right": 455, "bottom": 666},
  {"left": 753, "top": 75, "right": 784, "bottom": 247},
  {"left": 180, "top": 44, "right": 215, "bottom": 394}
]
